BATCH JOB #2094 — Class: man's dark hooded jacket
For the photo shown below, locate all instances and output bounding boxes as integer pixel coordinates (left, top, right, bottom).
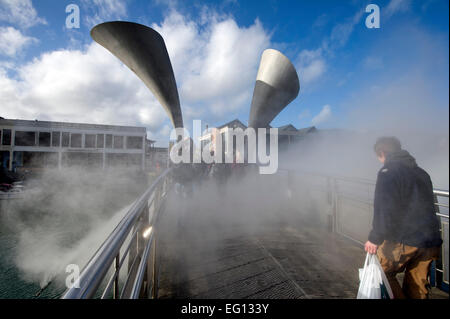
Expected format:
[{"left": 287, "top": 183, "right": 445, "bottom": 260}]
[{"left": 368, "top": 150, "right": 443, "bottom": 248}]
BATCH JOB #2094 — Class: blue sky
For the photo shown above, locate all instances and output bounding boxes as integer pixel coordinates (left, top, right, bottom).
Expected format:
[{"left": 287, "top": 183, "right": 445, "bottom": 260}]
[{"left": 0, "top": 0, "right": 449, "bottom": 146}]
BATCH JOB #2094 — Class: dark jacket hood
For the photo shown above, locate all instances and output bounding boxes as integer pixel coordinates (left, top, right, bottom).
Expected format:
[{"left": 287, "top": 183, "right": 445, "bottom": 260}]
[{"left": 385, "top": 150, "right": 417, "bottom": 168}]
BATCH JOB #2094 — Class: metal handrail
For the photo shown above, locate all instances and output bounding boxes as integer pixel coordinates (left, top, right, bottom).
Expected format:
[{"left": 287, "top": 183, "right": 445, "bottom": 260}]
[
  {"left": 101, "top": 225, "right": 141, "bottom": 298},
  {"left": 434, "top": 189, "right": 449, "bottom": 197},
  {"left": 279, "top": 167, "right": 376, "bottom": 186},
  {"left": 282, "top": 169, "right": 448, "bottom": 291},
  {"left": 62, "top": 168, "right": 172, "bottom": 299},
  {"left": 281, "top": 169, "right": 448, "bottom": 213},
  {"left": 130, "top": 230, "right": 154, "bottom": 299}
]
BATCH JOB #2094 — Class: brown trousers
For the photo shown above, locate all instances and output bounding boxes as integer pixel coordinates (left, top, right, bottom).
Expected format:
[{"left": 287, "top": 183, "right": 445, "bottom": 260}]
[{"left": 377, "top": 241, "right": 440, "bottom": 299}]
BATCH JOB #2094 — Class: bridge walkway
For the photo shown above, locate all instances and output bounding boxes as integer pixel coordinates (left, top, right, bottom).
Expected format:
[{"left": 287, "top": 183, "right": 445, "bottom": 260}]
[
  {"left": 156, "top": 188, "right": 365, "bottom": 299},
  {"left": 59, "top": 169, "right": 448, "bottom": 299}
]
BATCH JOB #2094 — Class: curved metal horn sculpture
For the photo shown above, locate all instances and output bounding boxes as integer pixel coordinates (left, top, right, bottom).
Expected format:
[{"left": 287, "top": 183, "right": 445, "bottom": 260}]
[
  {"left": 248, "top": 49, "right": 300, "bottom": 128},
  {"left": 91, "top": 21, "right": 183, "bottom": 128}
]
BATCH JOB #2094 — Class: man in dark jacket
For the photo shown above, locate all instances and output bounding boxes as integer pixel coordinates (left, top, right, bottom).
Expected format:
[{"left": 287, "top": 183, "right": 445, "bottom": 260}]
[{"left": 365, "top": 137, "right": 442, "bottom": 299}]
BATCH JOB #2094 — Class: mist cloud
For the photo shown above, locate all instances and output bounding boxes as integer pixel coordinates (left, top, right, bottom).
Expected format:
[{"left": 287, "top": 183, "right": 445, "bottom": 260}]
[{"left": 0, "top": 167, "right": 149, "bottom": 293}]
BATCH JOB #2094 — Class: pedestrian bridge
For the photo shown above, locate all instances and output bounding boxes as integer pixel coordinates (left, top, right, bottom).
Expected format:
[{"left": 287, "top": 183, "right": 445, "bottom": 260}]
[{"left": 62, "top": 167, "right": 449, "bottom": 299}]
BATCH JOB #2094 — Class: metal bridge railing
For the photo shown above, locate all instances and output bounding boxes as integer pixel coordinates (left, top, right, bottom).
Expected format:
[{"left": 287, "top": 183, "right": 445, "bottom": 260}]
[
  {"left": 433, "top": 189, "right": 449, "bottom": 291},
  {"left": 62, "top": 168, "right": 172, "bottom": 299},
  {"left": 281, "top": 169, "right": 449, "bottom": 292}
]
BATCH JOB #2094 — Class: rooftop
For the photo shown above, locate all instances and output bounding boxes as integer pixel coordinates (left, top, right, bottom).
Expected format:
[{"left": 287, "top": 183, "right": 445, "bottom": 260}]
[
  {"left": 0, "top": 118, "right": 146, "bottom": 133},
  {"left": 214, "top": 118, "right": 317, "bottom": 136}
]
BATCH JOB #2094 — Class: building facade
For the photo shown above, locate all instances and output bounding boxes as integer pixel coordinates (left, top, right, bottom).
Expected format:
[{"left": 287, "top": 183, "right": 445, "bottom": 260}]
[
  {"left": 0, "top": 118, "right": 146, "bottom": 171},
  {"left": 198, "top": 119, "right": 317, "bottom": 161},
  {"left": 146, "top": 139, "right": 169, "bottom": 170}
]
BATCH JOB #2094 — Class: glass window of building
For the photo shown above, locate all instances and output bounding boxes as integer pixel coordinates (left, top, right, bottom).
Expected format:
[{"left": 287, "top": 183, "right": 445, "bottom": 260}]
[
  {"left": 62, "top": 132, "right": 70, "bottom": 147},
  {"left": 15, "top": 131, "right": 36, "bottom": 146},
  {"left": 85, "top": 134, "right": 96, "bottom": 148},
  {"left": 105, "top": 134, "right": 112, "bottom": 148},
  {"left": 52, "top": 131, "right": 61, "bottom": 147},
  {"left": 126, "top": 136, "right": 143, "bottom": 149},
  {"left": 97, "top": 134, "right": 104, "bottom": 148},
  {"left": 39, "top": 132, "right": 51, "bottom": 147},
  {"left": 113, "top": 136, "right": 124, "bottom": 149},
  {"left": 2, "top": 129, "right": 11, "bottom": 145},
  {"left": 70, "top": 133, "right": 82, "bottom": 148}
]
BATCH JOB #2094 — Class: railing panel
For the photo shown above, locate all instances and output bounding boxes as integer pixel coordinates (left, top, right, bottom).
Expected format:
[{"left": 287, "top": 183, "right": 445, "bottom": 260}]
[
  {"left": 282, "top": 169, "right": 448, "bottom": 292},
  {"left": 442, "top": 220, "right": 449, "bottom": 284},
  {"left": 62, "top": 168, "right": 172, "bottom": 299},
  {"left": 336, "top": 196, "right": 371, "bottom": 245}
]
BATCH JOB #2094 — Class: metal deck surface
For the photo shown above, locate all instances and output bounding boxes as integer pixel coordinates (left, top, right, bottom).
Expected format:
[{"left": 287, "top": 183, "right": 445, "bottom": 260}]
[
  {"left": 156, "top": 185, "right": 448, "bottom": 299},
  {"left": 156, "top": 187, "right": 366, "bottom": 299}
]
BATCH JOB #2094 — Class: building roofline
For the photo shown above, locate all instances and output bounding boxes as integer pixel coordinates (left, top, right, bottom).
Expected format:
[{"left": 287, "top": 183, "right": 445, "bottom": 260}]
[
  {"left": 278, "top": 124, "right": 297, "bottom": 131},
  {"left": 218, "top": 119, "right": 247, "bottom": 129},
  {"left": 0, "top": 118, "right": 146, "bottom": 133}
]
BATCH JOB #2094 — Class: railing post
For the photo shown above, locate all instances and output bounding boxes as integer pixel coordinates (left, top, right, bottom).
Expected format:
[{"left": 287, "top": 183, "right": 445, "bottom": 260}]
[
  {"left": 433, "top": 193, "right": 443, "bottom": 289},
  {"left": 61, "top": 168, "right": 172, "bottom": 299},
  {"left": 151, "top": 183, "right": 164, "bottom": 299},
  {"left": 326, "top": 177, "right": 333, "bottom": 232},
  {"left": 152, "top": 227, "right": 158, "bottom": 299},
  {"left": 155, "top": 185, "right": 160, "bottom": 213},
  {"left": 142, "top": 198, "right": 154, "bottom": 297},
  {"left": 113, "top": 254, "right": 120, "bottom": 298},
  {"left": 331, "top": 178, "right": 338, "bottom": 234}
]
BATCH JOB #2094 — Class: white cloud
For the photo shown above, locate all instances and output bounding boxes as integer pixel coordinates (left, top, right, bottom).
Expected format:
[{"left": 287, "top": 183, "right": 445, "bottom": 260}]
[
  {"left": 0, "top": 26, "right": 37, "bottom": 57},
  {"left": 159, "top": 125, "right": 171, "bottom": 137},
  {"left": 82, "top": 0, "right": 128, "bottom": 27},
  {"left": 328, "top": 9, "right": 364, "bottom": 50},
  {"left": 296, "top": 49, "right": 326, "bottom": 85},
  {"left": 0, "top": 9, "right": 272, "bottom": 145},
  {"left": 296, "top": 9, "right": 363, "bottom": 87},
  {"left": 152, "top": 10, "right": 270, "bottom": 118},
  {"left": 311, "top": 105, "right": 332, "bottom": 125},
  {"left": 151, "top": 10, "right": 202, "bottom": 76},
  {"left": 0, "top": 43, "right": 167, "bottom": 132},
  {"left": 0, "top": 0, "right": 47, "bottom": 28},
  {"left": 138, "top": 103, "right": 167, "bottom": 127},
  {"left": 385, "top": 0, "right": 411, "bottom": 19},
  {"left": 93, "top": 0, "right": 127, "bottom": 17}
]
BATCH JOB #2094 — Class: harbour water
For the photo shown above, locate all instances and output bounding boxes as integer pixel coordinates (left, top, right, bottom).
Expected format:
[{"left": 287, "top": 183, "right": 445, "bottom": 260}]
[
  {"left": 0, "top": 221, "right": 64, "bottom": 298},
  {"left": 0, "top": 168, "right": 149, "bottom": 299}
]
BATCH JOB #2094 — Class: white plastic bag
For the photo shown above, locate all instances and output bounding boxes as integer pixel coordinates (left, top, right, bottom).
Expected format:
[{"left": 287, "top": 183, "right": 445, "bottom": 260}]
[{"left": 357, "top": 253, "right": 394, "bottom": 299}]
